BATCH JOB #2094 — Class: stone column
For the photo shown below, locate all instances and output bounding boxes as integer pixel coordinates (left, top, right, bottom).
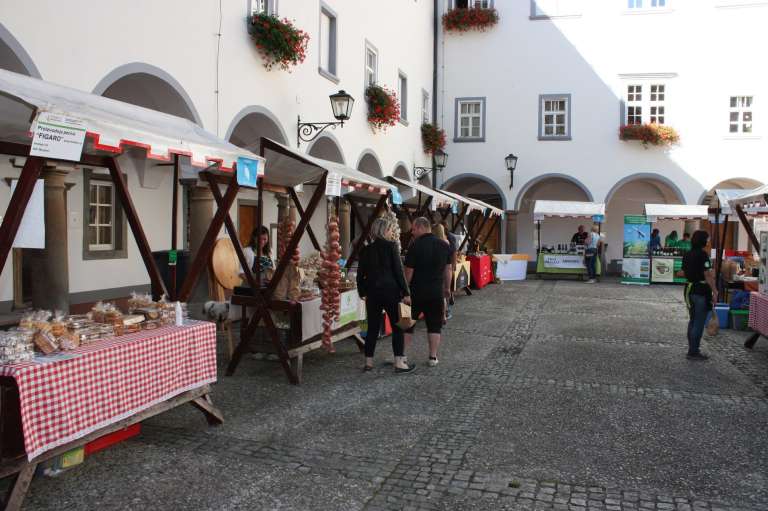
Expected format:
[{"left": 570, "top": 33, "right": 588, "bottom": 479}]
[
  {"left": 29, "top": 165, "right": 72, "bottom": 312},
  {"left": 339, "top": 199, "right": 351, "bottom": 259},
  {"left": 276, "top": 193, "right": 290, "bottom": 225},
  {"left": 505, "top": 211, "right": 518, "bottom": 254},
  {"left": 187, "top": 185, "right": 215, "bottom": 302}
]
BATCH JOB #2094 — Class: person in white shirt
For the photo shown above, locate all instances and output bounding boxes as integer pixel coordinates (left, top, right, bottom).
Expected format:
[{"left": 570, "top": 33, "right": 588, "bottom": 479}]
[{"left": 241, "top": 226, "right": 273, "bottom": 285}]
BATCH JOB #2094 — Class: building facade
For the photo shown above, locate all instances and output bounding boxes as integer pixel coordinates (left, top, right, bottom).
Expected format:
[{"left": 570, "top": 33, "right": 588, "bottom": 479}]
[
  {"left": 0, "top": 0, "right": 435, "bottom": 311},
  {"left": 438, "top": 0, "right": 767, "bottom": 265}
]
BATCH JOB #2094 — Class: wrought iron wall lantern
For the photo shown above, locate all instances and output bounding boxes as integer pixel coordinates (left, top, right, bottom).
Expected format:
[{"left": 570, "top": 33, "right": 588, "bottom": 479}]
[
  {"left": 505, "top": 153, "right": 518, "bottom": 189},
  {"left": 413, "top": 149, "right": 448, "bottom": 181},
  {"left": 297, "top": 90, "right": 354, "bottom": 148}
]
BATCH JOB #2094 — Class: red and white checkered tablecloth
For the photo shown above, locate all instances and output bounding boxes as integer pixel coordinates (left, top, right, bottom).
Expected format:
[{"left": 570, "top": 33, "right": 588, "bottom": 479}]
[
  {"left": 0, "top": 320, "right": 217, "bottom": 460},
  {"left": 748, "top": 292, "right": 768, "bottom": 337}
]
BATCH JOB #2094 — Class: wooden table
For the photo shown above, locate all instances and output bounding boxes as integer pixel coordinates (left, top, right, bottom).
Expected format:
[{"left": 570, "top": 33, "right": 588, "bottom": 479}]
[{"left": 0, "top": 322, "right": 223, "bottom": 511}]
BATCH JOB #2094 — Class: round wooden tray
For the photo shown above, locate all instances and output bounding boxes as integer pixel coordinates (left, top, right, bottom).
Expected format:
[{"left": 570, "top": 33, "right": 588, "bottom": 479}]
[{"left": 211, "top": 238, "right": 243, "bottom": 290}]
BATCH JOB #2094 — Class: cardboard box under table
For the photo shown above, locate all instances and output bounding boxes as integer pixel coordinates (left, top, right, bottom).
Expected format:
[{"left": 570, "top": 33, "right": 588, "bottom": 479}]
[{"left": 0, "top": 322, "right": 222, "bottom": 510}]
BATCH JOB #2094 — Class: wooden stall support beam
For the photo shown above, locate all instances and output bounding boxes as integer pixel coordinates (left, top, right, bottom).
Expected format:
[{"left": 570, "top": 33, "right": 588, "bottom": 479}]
[
  {"left": 452, "top": 203, "right": 468, "bottom": 234},
  {"left": 0, "top": 142, "right": 112, "bottom": 168},
  {"left": 256, "top": 174, "right": 264, "bottom": 288},
  {"left": 420, "top": 196, "right": 433, "bottom": 218},
  {"left": 190, "top": 395, "right": 225, "bottom": 426},
  {"left": 735, "top": 204, "right": 761, "bottom": 252},
  {"left": 716, "top": 215, "right": 729, "bottom": 296},
  {"left": 107, "top": 157, "right": 169, "bottom": 300},
  {"left": 170, "top": 154, "right": 180, "bottom": 300},
  {"left": 458, "top": 210, "right": 480, "bottom": 252},
  {"left": 480, "top": 215, "right": 500, "bottom": 247},
  {"left": 469, "top": 213, "right": 490, "bottom": 252},
  {"left": 346, "top": 193, "right": 389, "bottom": 269},
  {"left": 2, "top": 462, "right": 36, "bottom": 511},
  {"left": 203, "top": 172, "right": 257, "bottom": 290},
  {"left": 177, "top": 174, "right": 240, "bottom": 302},
  {"left": 0, "top": 156, "right": 44, "bottom": 276},
  {"left": 349, "top": 199, "right": 367, "bottom": 230},
  {"left": 288, "top": 188, "right": 321, "bottom": 251}
]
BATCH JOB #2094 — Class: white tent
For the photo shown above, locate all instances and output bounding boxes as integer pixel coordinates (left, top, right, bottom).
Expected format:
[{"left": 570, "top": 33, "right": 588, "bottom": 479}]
[
  {"left": 389, "top": 176, "right": 458, "bottom": 208},
  {"left": 260, "top": 138, "right": 390, "bottom": 197},
  {"left": 533, "top": 200, "right": 605, "bottom": 221},
  {"left": 727, "top": 184, "right": 768, "bottom": 209},
  {"left": 644, "top": 204, "right": 708, "bottom": 220},
  {"left": 0, "top": 68, "right": 262, "bottom": 171},
  {"left": 714, "top": 189, "right": 749, "bottom": 218}
]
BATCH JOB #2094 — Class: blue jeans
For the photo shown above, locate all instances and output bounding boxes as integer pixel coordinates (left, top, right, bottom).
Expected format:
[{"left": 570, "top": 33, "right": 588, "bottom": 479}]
[
  {"left": 687, "top": 293, "right": 708, "bottom": 355},
  {"left": 585, "top": 255, "right": 597, "bottom": 280}
]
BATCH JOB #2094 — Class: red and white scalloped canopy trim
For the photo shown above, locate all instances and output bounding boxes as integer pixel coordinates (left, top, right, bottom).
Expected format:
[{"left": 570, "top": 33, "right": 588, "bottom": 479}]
[
  {"left": 342, "top": 179, "right": 388, "bottom": 195},
  {"left": 86, "top": 132, "right": 239, "bottom": 172}
]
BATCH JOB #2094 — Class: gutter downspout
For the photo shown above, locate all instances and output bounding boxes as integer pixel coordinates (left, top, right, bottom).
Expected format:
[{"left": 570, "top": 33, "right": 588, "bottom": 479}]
[{"left": 432, "top": 0, "right": 439, "bottom": 190}]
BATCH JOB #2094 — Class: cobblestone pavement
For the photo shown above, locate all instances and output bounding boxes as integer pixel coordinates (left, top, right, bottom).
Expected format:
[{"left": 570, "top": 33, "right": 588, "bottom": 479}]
[{"left": 19, "top": 280, "right": 768, "bottom": 510}]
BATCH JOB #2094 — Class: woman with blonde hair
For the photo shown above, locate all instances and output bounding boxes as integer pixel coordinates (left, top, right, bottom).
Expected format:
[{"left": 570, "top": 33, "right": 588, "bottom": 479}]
[{"left": 356, "top": 217, "right": 415, "bottom": 374}]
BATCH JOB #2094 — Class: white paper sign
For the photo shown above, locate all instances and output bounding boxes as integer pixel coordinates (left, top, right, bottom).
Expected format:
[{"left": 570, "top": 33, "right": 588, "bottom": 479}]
[
  {"left": 11, "top": 179, "right": 45, "bottom": 249},
  {"left": 30, "top": 112, "right": 87, "bottom": 162},
  {"left": 430, "top": 199, "right": 437, "bottom": 211},
  {"left": 542, "top": 254, "right": 584, "bottom": 269},
  {"left": 325, "top": 172, "right": 342, "bottom": 197}
]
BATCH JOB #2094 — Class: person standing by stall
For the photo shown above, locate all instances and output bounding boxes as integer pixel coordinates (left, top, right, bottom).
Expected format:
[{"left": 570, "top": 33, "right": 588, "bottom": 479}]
[
  {"left": 571, "top": 225, "right": 588, "bottom": 245},
  {"left": 356, "top": 218, "right": 416, "bottom": 374},
  {"left": 650, "top": 228, "right": 662, "bottom": 253},
  {"left": 404, "top": 217, "right": 452, "bottom": 367},
  {"left": 678, "top": 232, "right": 692, "bottom": 252},
  {"left": 435, "top": 223, "right": 457, "bottom": 321},
  {"left": 682, "top": 230, "right": 717, "bottom": 360},
  {"left": 665, "top": 230, "right": 679, "bottom": 249},
  {"left": 241, "top": 226, "right": 273, "bottom": 284},
  {"left": 584, "top": 225, "right": 601, "bottom": 284}
]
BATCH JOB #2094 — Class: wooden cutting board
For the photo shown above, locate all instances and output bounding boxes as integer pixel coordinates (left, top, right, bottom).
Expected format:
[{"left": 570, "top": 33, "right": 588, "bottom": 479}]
[{"left": 211, "top": 238, "right": 243, "bottom": 291}]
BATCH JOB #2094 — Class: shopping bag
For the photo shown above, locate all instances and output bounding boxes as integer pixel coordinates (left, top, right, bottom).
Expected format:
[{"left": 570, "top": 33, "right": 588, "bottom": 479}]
[
  {"left": 396, "top": 302, "right": 416, "bottom": 329},
  {"left": 706, "top": 311, "right": 719, "bottom": 336}
]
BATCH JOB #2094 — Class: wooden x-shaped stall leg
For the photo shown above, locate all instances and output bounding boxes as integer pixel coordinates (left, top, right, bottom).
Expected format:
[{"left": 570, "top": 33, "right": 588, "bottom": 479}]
[
  {"left": 0, "top": 156, "right": 44, "bottom": 277},
  {"left": 345, "top": 194, "right": 389, "bottom": 269}
]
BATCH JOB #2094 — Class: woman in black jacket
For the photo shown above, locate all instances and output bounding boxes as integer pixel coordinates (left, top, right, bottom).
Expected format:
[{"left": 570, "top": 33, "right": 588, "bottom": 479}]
[{"left": 357, "top": 218, "right": 415, "bottom": 374}]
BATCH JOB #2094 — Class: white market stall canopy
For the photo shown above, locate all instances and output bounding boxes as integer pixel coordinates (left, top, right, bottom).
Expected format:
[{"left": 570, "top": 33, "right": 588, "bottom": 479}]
[
  {"left": 714, "top": 189, "right": 748, "bottom": 217},
  {"left": 438, "top": 189, "right": 486, "bottom": 214},
  {"left": 644, "top": 204, "right": 708, "bottom": 220},
  {"left": 0, "top": 69, "right": 262, "bottom": 171},
  {"left": 389, "top": 176, "right": 458, "bottom": 208},
  {"left": 727, "top": 184, "right": 768, "bottom": 209},
  {"left": 533, "top": 200, "right": 605, "bottom": 221},
  {"left": 261, "top": 138, "right": 390, "bottom": 197},
  {"left": 466, "top": 196, "right": 504, "bottom": 217}
]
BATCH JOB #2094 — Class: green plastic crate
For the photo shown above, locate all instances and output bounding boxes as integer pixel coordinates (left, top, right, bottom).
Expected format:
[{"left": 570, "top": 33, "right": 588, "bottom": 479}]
[{"left": 730, "top": 309, "right": 750, "bottom": 331}]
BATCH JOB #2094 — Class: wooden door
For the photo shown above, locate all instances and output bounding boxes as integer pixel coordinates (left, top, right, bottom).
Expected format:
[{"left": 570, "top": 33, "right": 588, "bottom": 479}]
[{"left": 238, "top": 205, "right": 257, "bottom": 248}]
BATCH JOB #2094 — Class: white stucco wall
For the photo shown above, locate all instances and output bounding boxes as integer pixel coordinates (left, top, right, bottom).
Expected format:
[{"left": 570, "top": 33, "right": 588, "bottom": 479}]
[
  {"left": 0, "top": 0, "right": 435, "bottom": 303},
  {"left": 439, "top": 0, "right": 768, "bottom": 258}
]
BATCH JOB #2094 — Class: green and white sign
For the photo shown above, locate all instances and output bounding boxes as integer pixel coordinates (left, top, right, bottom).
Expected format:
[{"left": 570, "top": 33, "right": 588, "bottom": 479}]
[{"left": 621, "top": 215, "right": 651, "bottom": 285}]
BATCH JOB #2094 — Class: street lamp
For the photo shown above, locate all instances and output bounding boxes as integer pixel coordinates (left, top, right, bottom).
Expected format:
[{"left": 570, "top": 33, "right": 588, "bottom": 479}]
[
  {"left": 413, "top": 149, "right": 449, "bottom": 181},
  {"left": 505, "top": 153, "right": 518, "bottom": 189},
  {"left": 297, "top": 90, "right": 355, "bottom": 148}
]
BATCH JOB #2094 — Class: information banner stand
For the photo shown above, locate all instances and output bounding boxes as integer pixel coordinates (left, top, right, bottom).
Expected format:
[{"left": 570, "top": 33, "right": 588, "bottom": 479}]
[{"left": 622, "top": 215, "right": 650, "bottom": 285}]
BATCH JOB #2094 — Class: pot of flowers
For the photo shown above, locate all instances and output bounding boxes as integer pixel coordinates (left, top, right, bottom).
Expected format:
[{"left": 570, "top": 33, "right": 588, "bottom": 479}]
[
  {"left": 421, "top": 123, "right": 446, "bottom": 154},
  {"left": 366, "top": 84, "right": 400, "bottom": 132},
  {"left": 248, "top": 13, "right": 310, "bottom": 71},
  {"left": 619, "top": 123, "right": 680, "bottom": 147},
  {"left": 442, "top": 6, "right": 499, "bottom": 33}
]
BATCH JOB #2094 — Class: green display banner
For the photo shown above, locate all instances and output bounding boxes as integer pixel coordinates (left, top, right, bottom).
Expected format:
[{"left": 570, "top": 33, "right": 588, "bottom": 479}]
[
  {"left": 622, "top": 215, "right": 650, "bottom": 285},
  {"left": 168, "top": 249, "right": 178, "bottom": 266}
]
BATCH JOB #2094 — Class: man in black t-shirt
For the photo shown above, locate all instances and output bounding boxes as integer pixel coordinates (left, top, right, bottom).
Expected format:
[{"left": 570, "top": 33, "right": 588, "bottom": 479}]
[
  {"left": 404, "top": 217, "right": 452, "bottom": 367},
  {"left": 571, "top": 225, "right": 588, "bottom": 245},
  {"left": 681, "top": 230, "right": 717, "bottom": 360}
]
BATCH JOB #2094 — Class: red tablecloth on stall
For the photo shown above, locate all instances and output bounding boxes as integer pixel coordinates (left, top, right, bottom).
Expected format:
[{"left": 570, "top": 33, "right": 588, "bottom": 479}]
[
  {"left": 0, "top": 321, "right": 217, "bottom": 460},
  {"left": 468, "top": 255, "right": 493, "bottom": 289},
  {"left": 748, "top": 292, "right": 768, "bottom": 337}
]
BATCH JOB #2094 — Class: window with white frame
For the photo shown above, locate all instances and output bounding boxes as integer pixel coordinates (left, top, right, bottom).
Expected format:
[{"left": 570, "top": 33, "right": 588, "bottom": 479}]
[
  {"left": 452, "top": 0, "right": 492, "bottom": 9},
  {"left": 250, "top": 0, "right": 277, "bottom": 16},
  {"left": 365, "top": 43, "right": 378, "bottom": 88},
  {"left": 625, "top": 84, "right": 666, "bottom": 125},
  {"left": 88, "top": 181, "right": 114, "bottom": 251},
  {"left": 398, "top": 72, "right": 408, "bottom": 122},
  {"left": 319, "top": 6, "right": 337, "bottom": 78},
  {"left": 729, "top": 96, "right": 753, "bottom": 134},
  {"left": 627, "top": 0, "right": 667, "bottom": 9},
  {"left": 455, "top": 98, "right": 485, "bottom": 141},
  {"left": 539, "top": 94, "right": 571, "bottom": 139},
  {"left": 422, "top": 90, "right": 430, "bottom": 124},
  {"left": 531, "top": 0, "right": 582, "bottom": 18}
]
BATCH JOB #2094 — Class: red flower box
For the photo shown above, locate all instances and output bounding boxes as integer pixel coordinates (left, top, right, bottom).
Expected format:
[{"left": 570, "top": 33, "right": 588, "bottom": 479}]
[
  {"left": 443, "top": 7, "right": 499, "bottom": 33},
  {"left": 249, "top": 14, "right": 309, "bottom": 71},
  {"left": 619, "top": 123, "right": 680, "bottom": 147},
  {"left": 366, "top": 84, "right": 400, "bottom": 132},
  {"left": 421, "top": 123, "right": 446, "bottom": 154}
]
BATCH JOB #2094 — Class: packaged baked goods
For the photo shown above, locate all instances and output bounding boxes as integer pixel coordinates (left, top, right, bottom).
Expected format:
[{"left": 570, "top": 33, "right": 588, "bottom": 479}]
[
  {"left": 50, "top": 310, "right": 68, "bottom": 338},
  {"left": 33, "top": 330, "right": 58, "bottom": 355},
  {"left": 0, "top": 331, "right": 35, "bottom": 365},
  {"left": 58, "top": 332, "right": 80, "bottom": 351},
  {"left": 135, "top": 307, "right": 160, "bottom": 321},
  {"left": 142, "top": 319, "right": 162, "bottom": 330},
  {"left": 127, "top": 292, "right": 153, "bottom": 313}
]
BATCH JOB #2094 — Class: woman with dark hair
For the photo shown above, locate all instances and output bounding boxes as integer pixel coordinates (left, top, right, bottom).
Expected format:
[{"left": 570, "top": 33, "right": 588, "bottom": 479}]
[
  {"left": 241, "top": 226, "right": 273, "bottom": 284},
  {"left": 681, "top": 230, "right": 717, "bottom": 360},
  {"left": 650, "top": 228, "right": 662, "bottom": 253}
]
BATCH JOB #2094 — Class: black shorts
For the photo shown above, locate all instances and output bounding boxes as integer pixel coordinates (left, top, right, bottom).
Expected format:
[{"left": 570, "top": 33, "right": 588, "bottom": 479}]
[{"left": 407, "top": 298, "right": 444, "bottom": 334}]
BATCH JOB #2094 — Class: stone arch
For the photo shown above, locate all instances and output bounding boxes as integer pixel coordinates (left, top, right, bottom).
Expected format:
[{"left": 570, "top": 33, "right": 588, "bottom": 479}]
[
  {"left": 355, "top": 149, "right": 384, "bottom": 178},
  {"left": 225, "top": 105, "right": 289, "bottom": 151},
  {"left": 306, "top": 133, "right": 345, "bottom": 164},
  {"left": 393, "top": 162, "right": 410, "bottom": 182},
  {"left": 604, "top": 172, "right": 686, "bottom": 206},
  {"left": 513, "top": 173, "right": 593, "bottom": 211},
  {"left": 92, "top": 62, "right": 202, "bottom": 125},
  {"left": 443, "top": 173, "right": 508, "bottom": 211},
  {"left": 0, "top": 23, "right": 41, "bottom": 78}
]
